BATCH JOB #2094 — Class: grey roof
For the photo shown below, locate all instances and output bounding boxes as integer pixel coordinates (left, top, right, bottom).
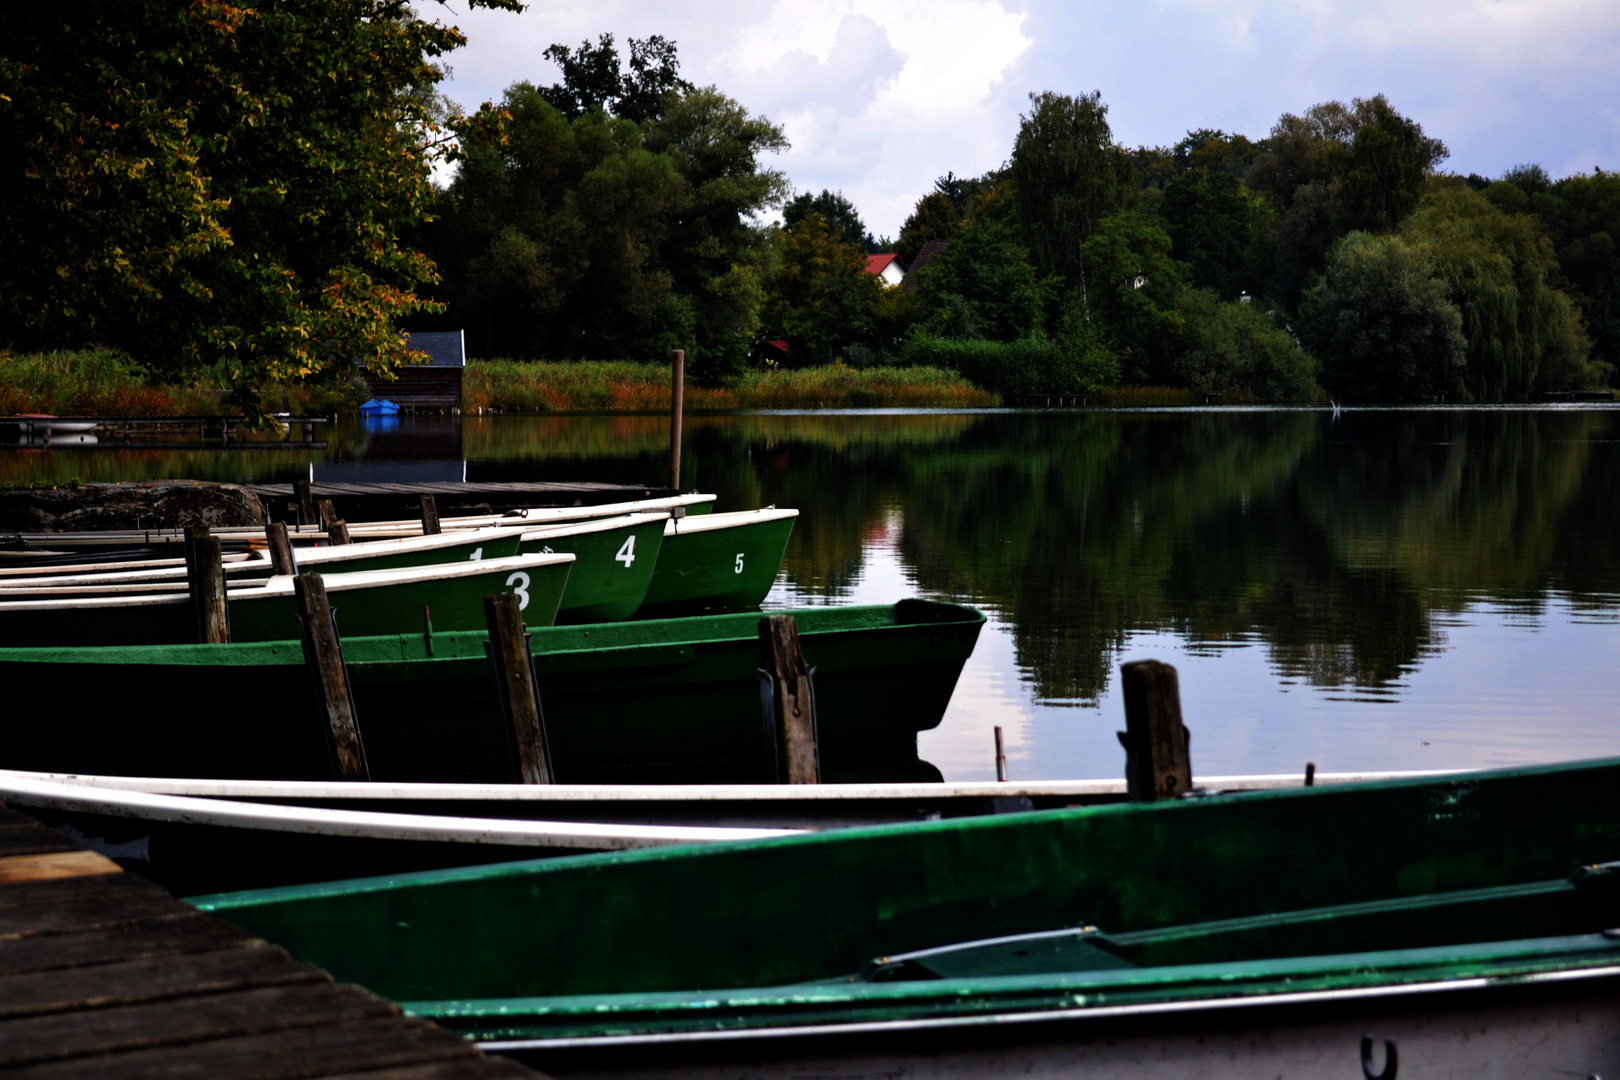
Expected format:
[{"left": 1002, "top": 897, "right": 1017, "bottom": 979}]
[
  {"left": 901, "top": 241, "right": 949, "bottom": 290},
  {"left": 403, "top": 330, "right": 466, "bottom": 368}
]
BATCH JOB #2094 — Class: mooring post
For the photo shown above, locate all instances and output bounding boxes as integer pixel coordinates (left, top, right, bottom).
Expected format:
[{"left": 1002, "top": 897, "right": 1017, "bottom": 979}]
[
  {"left": 669, "top": 348, "right": 685, "bottom": 492},
  {"left": 183, "top": 526, "right": 230, "bottom": 645},
  {"left": 484, "top": 593, "right": 552, "bottom": 784},
  {"left": 294, "top": 573, "right": 368, "bottom": 781},
  {"left": 420, "top": 494, "right": 441, "bottom": 536},
  {"left": 317, "top": 499, "right": 351, "bottom": 545},
  {"left": 1118, "top": 659, "right": 1191, "bottom": 802},
  {"left": 759, "top": 614, "right": 818, "bottom": 784},
  {"left": 294, "top": 480, "right": 314, "bottom": 527},
  {"left": 995, "top": 725, "right": 1008, "bottom": 781},
  {"left": 265, "top": 522, "right": 296, "bottom": 576}
]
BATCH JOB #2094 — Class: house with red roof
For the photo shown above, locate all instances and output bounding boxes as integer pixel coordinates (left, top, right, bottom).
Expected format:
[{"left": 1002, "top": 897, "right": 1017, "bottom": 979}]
[{"left": 865, "top": 252, "right": 906, "bottom": 288}]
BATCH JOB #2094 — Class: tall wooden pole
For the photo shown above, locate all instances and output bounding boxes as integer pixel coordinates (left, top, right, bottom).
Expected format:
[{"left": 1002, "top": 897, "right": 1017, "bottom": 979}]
[
  {"left": 669, "top": 349, "right": 685, "bottom": 492},
  {"left": 295, "top": 573, "right": 368, "bottom": 781},
  {"left": 484, "top": 593, "right": 552, "bottom": 784},
  {"left": 184, "top": 526, "right": 230, "bottom": 645},
  {"left": 759, "top": 614, "right": 818, "bottom": 784}
]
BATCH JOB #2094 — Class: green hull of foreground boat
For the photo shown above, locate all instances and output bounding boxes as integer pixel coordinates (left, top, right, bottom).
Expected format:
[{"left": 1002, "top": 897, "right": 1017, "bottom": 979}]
[
  {"left": 191, "top": 757, "right": 1620, "bottom": 1078},
  {"left": 0, "top": 599, "right": 984, "bottom": 783}
]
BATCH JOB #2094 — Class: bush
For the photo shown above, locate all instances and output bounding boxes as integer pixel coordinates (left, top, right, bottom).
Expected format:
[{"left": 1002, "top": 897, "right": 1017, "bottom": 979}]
[
  {"left": 1173, "top": 290, "right": 1318, "bottom": 401},
  {"left": 900, "top": 336, "right": 1105, "bottom": 397}
]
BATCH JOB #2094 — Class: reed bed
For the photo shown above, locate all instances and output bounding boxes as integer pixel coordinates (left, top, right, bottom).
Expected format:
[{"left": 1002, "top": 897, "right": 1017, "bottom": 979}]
[
  {"left": 0, "top": 350, "right": 217, "bottom": 416},
  {"left": 463, "top": 360, "right": 998, "bottom": 412}
]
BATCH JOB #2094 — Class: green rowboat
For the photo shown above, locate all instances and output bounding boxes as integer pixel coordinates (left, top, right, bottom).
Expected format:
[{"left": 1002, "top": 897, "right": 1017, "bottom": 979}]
[
  {"left": 348, "top": 493, "right": 717, "bottom": 539},
  {"left": 0, "top": 599, "right": 983, "bottom": 782},
  {"left": 519, "top": 513, "right": 669, "bottom": 623},
  {"left": 0, "top": 553, "right": 573, "bottom": 647},
  {"left": 192, "top": 756, "right": 1620, "bottom": 1077},
  {"left": 638, "top": 508, "right": 798, "bottom": 617}
]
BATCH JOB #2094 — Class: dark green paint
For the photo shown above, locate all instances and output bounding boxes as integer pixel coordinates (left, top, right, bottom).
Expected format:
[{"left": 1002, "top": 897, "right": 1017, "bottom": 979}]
[
  {"left": 639, "top": 514, "right": 796, "bottom": 616},
  {"left": 0, "top": 600, "right": 983, "bottom": 782},
  {"left": 519, "top": 517, "right": 666, "bottom": 623},
  {"left": 192, "top": 757, "right": 1620, "bottom": 1039}
]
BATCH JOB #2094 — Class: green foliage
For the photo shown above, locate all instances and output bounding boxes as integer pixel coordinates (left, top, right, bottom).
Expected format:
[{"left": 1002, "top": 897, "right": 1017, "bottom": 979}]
[
  {"left": 427, "top": 87, "right": 685, "bottom": 359},
  {"left": 1173, "top": 290, "right": 1317, "bottom": 401},
  {"left": 1247, "top": 95, "right": 1448, "bottom": 304},
  {"left": 912, "top": 203, "right": 1059, "bottom": 342},
  {"left": 0, "top": 0, "right": 520, "bottom": 419},
  {"left": 1401, "top": 186, "right": 1605, "bottom": 399},
  {"left": 538, "top": 34, "right": 693, "bottom": 124},
  {"left": 1492, "top": 168, "right": 1620, "bottom": 383},
  {"left": 1301, "top": 232, "right": 1465, "bottom": 402},
  {"left": 1159, "top": 171, "right": 1273, "bottom": 299},
  {"left": 897, "top": 192, "right": 960, "bottom": 265},
  {"left": 761, "top": 213, "right": 885, "bottom": 365},
  {"left": 643, "top": 87, "right": 790, "bottom": 383},
  {"left": 1010, "top": 91, "right": 1138, "bottom": 287},
  {"left": 900, "top": 337, "right": 1079, "bottom": 397},
  {"left": 1082, "top": 212, "right": 1191, "bottom": 382},
  {"left": 783, "top": 191, "right": 872, "bottom": 251}
]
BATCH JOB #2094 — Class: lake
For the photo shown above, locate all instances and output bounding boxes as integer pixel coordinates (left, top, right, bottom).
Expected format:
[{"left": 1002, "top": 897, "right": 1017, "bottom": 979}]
[{"left": 14, "top": 406, "right": 1619, "bottom": 783}]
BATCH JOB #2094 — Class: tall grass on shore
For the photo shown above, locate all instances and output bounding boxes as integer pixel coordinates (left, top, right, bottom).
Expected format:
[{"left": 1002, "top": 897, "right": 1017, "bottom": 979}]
[
  {"left": 463, "top": 360, "right": 999, "bottom": 412},
  {"left": 0, "top": 349, "right": 215, "bottom": 416}
]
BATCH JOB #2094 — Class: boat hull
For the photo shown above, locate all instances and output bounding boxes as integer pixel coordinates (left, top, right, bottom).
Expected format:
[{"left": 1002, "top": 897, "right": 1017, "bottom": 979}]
[
  {"left": 0, "top": 599, "right": 984, "bottom": 782},
  {"left": 638, "top": 512, "right": 796, "bottom": 617},
  {"left": 520, "top": 516, "right": 667, "bottom": 623}
]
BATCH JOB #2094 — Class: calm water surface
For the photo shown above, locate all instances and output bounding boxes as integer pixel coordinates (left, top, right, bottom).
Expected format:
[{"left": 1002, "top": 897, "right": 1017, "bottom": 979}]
[{"left": 15, "top": 407, "right": 1619, "bottom": 782}]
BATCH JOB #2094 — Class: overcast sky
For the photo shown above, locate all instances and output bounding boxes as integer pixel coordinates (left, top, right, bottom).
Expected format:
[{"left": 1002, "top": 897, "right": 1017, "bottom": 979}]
[{"left": 434, "top": 0, "right": 1620, "bottom": 238}]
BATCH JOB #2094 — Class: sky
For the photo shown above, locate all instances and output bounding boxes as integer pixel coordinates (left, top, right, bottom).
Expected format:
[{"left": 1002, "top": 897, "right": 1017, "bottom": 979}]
[{"left": 432, "top": 0, "right": 1620, "bottom": 239}]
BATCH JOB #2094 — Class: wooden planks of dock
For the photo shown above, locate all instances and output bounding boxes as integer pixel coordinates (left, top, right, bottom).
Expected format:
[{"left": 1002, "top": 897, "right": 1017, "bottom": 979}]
[{"left": 0, "top": 804, "right": 540, "bottom": 1080}]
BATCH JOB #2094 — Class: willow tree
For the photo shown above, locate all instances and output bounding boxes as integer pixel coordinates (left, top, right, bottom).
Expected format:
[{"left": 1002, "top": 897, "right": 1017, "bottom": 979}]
[{"left": 0, "top": 0, "right": 519, "bottom": 416}]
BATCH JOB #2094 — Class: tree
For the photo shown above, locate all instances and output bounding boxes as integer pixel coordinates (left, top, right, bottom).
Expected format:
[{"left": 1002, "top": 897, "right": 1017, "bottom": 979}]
[
  {"left": 1159, "top": 171, "right": 1272, "bottom": 299},
  {"left": 1401, "top": 185, "right": 1604, "bottom": 399},
  {"left": 760, "top": 213, "right": 884, "bottom": 364},
  {"left": 539, "top": 34, "right": 693, "bottom": 125},
  {"left": 1173, "top": 289, "right": 1317, "bottom": 401},
  {"left": 426, "top": 85, "right": 685, "bottom": 359},
  {"left": 1082, "top": 212, "right": 1191, "bottom": 382},
  {"left": 911, "top": 200, "right": 1058, "bottom": 343},
  {"left": 897, "top": 192, "right": 959, "bottom": 265},
  {"left": 1009, "top": 91, "right": 1137, "bottom": 287},
  {"left": 643, "top": 87, "right": 789, "bottom": 381},
  {"left": 1335, "top": 95, "right": 1449, "bottom": 234},
  {"left": 1492, "top": 167, "right": 1620, "bottom": 383},
  {"left": 0, "top": 0, "right": 520, "bottom": 416},
  {"left": 782, "top": 190, "right": 872, "bottom": 251},
  {"left": 1301, "top": 232, "right": 1465, "bottom": 402}
]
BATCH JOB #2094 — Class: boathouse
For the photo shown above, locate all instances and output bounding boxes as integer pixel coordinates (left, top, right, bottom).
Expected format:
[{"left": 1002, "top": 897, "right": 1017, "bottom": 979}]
[{"left": 360, "top": 330, "right": 465, "bottom": 411}]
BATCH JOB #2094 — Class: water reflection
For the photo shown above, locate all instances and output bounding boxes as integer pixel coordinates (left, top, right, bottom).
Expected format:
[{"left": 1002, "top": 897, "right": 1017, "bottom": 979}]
[{"left": 9, "top": 407, "right": 1618, "bottom": 779}]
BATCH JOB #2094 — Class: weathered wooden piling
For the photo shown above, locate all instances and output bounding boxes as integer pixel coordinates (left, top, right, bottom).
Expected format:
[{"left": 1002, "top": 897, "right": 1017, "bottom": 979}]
[
  {"left": 484, "top": 593, "right": 552, "bottom": 784},
  {"left": 294, "top": 479, "right": 315, "bottom": 526},
  {"left": 184, "top": 526, "right": 230, "bottom": 645},
  {"left": 419, "top": 494, "right": 441, "bottom": 536},
  {"left": 669, "top": 348, "right": 685, "bottom": 492},
  {"left": 317, "top": 500, "right": 351, "bottom": 545},
  {"left": 995, "top": 725, "right": 1008, "bottom": 781},
  {"left": 760, "top": 614, "right": 819, "bottom": 784},
  {"left": 294, "top": 574, "right": 368, "bottom": 781},
  {"left": 1118, "top": 659, "right": 1191, "bottom": 801},
  {"left": 266, "top": 522, "right": 296, "bottom": 576}
]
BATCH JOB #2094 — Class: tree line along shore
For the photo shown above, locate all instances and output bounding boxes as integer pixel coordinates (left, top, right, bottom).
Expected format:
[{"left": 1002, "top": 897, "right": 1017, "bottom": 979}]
[{"left": 2, "top": 7, "right": 1614, "bottom": 414}]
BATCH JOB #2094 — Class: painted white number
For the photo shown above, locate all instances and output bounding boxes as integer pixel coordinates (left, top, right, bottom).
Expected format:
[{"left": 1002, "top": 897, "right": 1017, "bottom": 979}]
[
  {"left": 734, "top": 552, "right": 745, "bottom": 574},
  {"left": 615, "top": 535, "right": 637, "bottom": 568},
  {"left": 506, "top": 571, "right": 531, "bottom": 611},
  {"left": 468, "top": 547, "right": 483, "bottom": 561}
]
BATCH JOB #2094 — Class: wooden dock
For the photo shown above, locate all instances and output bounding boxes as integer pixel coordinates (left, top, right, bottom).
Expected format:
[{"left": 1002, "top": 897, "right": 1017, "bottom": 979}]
[{"left": 0, "top": 804, "right": 538, "bottom": 1079}]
